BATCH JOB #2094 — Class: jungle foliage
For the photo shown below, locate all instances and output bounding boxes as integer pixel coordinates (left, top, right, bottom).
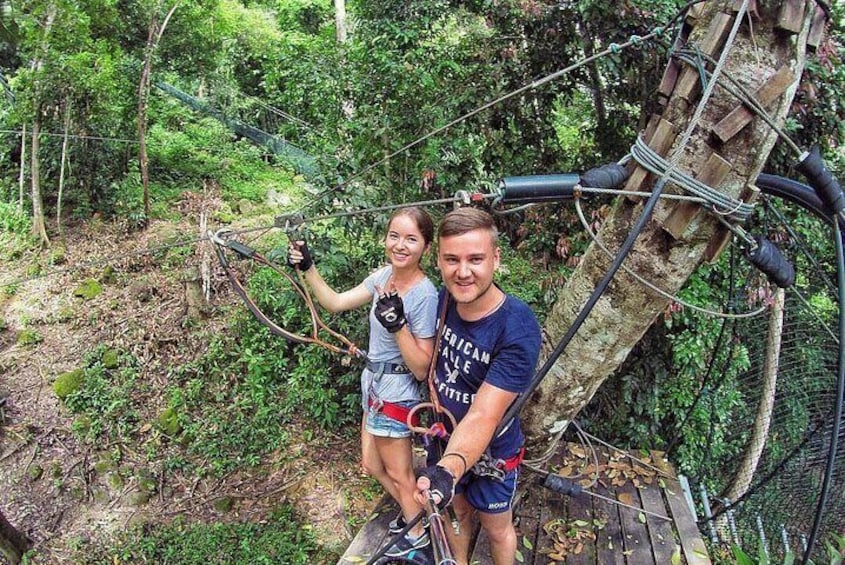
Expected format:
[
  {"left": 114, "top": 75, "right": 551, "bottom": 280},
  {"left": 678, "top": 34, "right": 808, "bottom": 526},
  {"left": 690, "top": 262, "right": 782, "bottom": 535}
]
[{"left": 1, "top": 0, "right": 844, "bottom": 561}]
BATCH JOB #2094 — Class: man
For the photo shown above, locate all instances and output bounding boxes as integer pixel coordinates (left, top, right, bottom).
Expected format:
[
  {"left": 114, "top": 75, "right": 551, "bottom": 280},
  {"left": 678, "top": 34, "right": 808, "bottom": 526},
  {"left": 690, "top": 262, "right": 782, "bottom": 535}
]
[{"left": 414, "top": 207, "right": 541, "bottom": 565}]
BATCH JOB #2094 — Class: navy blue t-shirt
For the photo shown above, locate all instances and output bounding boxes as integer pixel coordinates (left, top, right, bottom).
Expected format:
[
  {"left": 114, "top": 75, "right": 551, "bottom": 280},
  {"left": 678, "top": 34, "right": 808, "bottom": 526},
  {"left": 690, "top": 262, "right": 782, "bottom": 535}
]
[{"left": 433, "top": 287, "right": 541, "bottom": 459}]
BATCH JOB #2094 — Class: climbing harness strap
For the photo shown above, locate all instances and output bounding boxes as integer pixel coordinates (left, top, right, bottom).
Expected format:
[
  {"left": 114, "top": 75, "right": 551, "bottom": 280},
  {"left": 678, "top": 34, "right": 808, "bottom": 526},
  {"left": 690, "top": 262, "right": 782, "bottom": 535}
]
[
  {"left": 470, "top": 447, "right": 525, "bottom": 482},
  {"left": 365, "top": 359, "right": 410, "bottom": 375},
  {"left": 367, "top": 391, "right": 421, "bottom": 428}
]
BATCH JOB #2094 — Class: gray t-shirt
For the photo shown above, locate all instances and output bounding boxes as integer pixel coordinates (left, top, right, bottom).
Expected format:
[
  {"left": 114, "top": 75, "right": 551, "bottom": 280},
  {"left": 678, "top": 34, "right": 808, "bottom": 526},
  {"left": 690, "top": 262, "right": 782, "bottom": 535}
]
[{"left": 361, "top": 266, "right": 438, "bottom": 404}]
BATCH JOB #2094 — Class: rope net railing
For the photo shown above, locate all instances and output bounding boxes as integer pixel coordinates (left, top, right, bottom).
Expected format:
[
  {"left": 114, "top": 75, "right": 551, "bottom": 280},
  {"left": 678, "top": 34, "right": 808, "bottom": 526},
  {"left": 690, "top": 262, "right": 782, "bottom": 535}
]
[{"left": 580, "top": 191, "right": 844, "bottom": 562}]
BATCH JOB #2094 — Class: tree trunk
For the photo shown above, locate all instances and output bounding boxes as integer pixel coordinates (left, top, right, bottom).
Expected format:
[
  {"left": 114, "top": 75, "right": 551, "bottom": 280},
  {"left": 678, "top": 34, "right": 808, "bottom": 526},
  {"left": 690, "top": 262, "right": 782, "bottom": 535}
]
[
  {"left": 30, "top": 115, "right": 49, "bottom": 246},
  {"left": 723, "top": 287, "right": 785, "bottom": 503},
  {"left": 334, "top": 0, "right": 347, "bottom": 43},
  {"left": 138, "top": 15, "right": 156, "bottom": 223},
  {"left": 137, "top": 3, "right": 177, "bottom": 224},
  {"left": 523, "top": 1, "right": 813, "bottom": 448},
  {"left": 57, "top": 101, "right": 70, "bottom": 234},
  {"left": 17, "top": 123, "right": 25, "bottom": 210},
  {"left": 0, "top": 508, "right": 30, "bottom": 565}
]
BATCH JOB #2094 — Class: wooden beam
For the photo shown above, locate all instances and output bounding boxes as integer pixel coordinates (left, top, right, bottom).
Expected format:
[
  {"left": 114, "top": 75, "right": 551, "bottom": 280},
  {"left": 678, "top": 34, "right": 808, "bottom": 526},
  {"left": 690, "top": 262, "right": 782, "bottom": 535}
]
[
  {"left": 674, "top": 12, "right": 733, "bottom": 102},
  {"left": 662, "top": 151, "right": 732, "bottom": 240},
  {"left": 658, "top": 25, "right": 692, "bottom": 106},
  {"left": 712, "top": 66, "right": 796, "bottom": 143},
  {"left": 776, "top": 0, "right": 807, "bottom": 34},
  {"left": 687, "top": 2, "right": 707, "bottom": 22},
  {"left": 624, "top": 118, "right": 678, "bottom": 200},
  {"left": 703, "top": 183, "right": 760, "bottom": 262},
  {"left": 807, "top": 5, "right": 827, "bottom": 49}
]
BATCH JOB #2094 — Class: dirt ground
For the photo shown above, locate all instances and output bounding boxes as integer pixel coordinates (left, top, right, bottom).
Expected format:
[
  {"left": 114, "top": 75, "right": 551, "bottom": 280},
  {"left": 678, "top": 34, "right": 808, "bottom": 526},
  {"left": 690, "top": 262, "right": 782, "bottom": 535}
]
[{"left": 0, "top": 213, "right": 377, "bottom": 563}]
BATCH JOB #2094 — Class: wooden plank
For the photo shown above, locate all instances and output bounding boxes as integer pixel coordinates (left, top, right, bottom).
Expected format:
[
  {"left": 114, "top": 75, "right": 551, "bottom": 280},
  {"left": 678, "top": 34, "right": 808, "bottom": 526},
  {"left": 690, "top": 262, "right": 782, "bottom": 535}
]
[
  {"left": 703, "top": 182, "right": 760, "bottom": 262},
  {"left": 592, "top": 477, "right": 625, "bottom": 565},
  {"left": 623, "top": 118, "right": 678, "bottom": 199},
  {"left": 565, "top": 489, "right": 596, "bottom": 565},
  {"left": 662, "top": 151, "right": 732, "bottom": 239},
  {"left": 616, "top": 480, "right": 655, "bottom": 565},
  {"left": 687, "top": 2, "right": 706, "bottom": 22},
  {"left": 662, "top": 480, "right": 711, "bottom": 565},
  {"left": 712, "top": 66, "right": 796, "bottom": 143},
  {"left": 657, "top": 26, "right": 690, "bottom": 105},
  {"left": 337, "top": 495, "right": 395, "bottom": 564},
  {"left": 536, "top": 488, "right": 569, "bottom": 563},
  {"left": 807, "top": 5, "right": 827, "bottom": 49},
  {"left": 776, "top": 0, "right": 806, "bottom": 34},
  {"left": 674, "top": 12, "right": 733, "bottom": 101},
  {"left": 514, "top": 504, "right": 541, "bottom": 565},
  {"left": 640, "top": 482, "right": 680, "bottom": 565}
]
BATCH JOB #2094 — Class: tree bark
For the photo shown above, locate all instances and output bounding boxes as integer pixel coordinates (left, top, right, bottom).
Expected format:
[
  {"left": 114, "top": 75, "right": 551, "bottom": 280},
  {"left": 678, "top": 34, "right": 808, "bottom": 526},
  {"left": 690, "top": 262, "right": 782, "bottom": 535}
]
[
  {"left": 334, "top": 0, "right": 347, "bottom": 43},
  {"left": 138, "top": 2, "right": 178, "bottom": 224},
  {"left": 57, "top": 101, "right": 70, "bottom": 234},
  {"left": 523, "top": 1, "right": 813, "bottom": 449},
  {"left": 17, "top": 123, "right": 25, "bottom": 210},
  {"left": 0, "top": 508, "right": 30, "bottom": 565},
  {"left": 30, "top": 115, "right": 49, "bottom": 246}
]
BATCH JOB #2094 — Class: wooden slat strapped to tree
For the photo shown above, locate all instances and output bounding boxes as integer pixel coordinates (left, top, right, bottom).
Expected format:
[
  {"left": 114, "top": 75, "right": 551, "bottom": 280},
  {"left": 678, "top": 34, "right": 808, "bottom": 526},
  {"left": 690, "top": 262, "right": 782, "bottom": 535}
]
[{"left": 521, "top": 0, "right": 816, "bottom": 453}]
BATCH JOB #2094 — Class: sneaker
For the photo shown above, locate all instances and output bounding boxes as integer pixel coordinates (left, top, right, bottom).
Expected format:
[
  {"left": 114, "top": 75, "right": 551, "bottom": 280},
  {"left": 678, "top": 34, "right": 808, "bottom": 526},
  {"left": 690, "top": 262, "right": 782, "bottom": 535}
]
[
  {"left": 385, "top": 532, "right": 430, "bottom": 558},
  {"left": 388, "top": 512, "right": 407, "bottom": 534}
]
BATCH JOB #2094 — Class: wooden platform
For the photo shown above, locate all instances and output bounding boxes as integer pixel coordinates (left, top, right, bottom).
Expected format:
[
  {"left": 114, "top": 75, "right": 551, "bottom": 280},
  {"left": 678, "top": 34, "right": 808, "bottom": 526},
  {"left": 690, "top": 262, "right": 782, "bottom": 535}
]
[{"left": 338, "top": 442, "right": 711, "bottom": 565}]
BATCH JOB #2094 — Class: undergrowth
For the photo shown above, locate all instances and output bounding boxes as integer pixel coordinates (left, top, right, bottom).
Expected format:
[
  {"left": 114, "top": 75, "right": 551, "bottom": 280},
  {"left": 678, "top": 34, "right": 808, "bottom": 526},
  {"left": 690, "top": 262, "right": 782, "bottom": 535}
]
[{"left": 69, "top": 505, "right": 321, "bottom": 565}]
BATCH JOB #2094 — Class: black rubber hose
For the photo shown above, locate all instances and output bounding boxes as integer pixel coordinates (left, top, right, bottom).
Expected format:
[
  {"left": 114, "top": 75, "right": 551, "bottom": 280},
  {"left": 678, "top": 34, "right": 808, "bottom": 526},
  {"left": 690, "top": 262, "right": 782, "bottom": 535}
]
[{"left": 796, "top": 147, "right": 845, "bottom": 215}]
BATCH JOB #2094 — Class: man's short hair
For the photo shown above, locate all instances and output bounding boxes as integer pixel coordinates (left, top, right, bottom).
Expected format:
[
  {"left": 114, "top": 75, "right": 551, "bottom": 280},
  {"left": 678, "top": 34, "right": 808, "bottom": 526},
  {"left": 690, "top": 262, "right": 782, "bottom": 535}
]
[{"left": 437, "top": 207, "right": 498, "bottom": 244}]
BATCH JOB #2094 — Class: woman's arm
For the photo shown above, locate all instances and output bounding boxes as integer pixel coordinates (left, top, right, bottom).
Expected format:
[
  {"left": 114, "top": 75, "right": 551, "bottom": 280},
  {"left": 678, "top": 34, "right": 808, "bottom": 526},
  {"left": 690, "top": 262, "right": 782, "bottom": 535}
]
[
  {"left": 289, "top": 241, "right": 372, "bottom": 312},
  {"left": 393, "top": 331, "right": 435, "bottom": 380},
  {"left": 301, "top": 266, "right": 371, "bottom": 312}
]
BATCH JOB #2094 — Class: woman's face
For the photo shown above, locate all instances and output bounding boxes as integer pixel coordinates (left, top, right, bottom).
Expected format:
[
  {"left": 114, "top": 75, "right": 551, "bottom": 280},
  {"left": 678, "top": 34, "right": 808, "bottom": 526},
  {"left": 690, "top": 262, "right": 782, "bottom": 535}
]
[{"left": 385, "top": 214, "right": 429, "bottom": 270}]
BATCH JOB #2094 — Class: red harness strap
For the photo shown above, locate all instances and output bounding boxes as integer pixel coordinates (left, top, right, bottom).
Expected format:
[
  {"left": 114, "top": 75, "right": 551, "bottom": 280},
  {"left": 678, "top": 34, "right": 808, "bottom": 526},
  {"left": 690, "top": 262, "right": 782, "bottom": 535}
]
[
  {"left": 500, "top": 446, "right": 525, "bottom": 471},
  {"left": 368, "top": 396, "right": 422, "bottom": 428}
]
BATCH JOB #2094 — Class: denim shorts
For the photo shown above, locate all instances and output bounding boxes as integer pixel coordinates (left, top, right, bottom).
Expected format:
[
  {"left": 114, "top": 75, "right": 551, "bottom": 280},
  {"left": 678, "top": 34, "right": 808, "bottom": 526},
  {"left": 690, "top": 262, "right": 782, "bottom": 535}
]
[{"left": 365, "top": 399, "right": 417, "bottom": 439}]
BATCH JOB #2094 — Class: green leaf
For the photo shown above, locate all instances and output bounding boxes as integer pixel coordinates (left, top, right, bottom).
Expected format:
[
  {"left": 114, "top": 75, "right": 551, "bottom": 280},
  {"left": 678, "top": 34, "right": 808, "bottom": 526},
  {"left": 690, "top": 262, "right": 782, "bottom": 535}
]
[
  {"left": 732, "top": 545, "right": 756, "bottom": 565},
  {"left": 515, "top": 549, "right": 524, "bottom": 563},
  {"left": 671, "top": 546, "right": 682, "bottom": 565},
  {"left": 522, "top": 536, "right": 533, "bottom": 550},
  {"left": 638, "top": 512, "right": 646, "bottom": 524},
  {"left": 572, "top": 519, "right": 590, "bottom": 527}
]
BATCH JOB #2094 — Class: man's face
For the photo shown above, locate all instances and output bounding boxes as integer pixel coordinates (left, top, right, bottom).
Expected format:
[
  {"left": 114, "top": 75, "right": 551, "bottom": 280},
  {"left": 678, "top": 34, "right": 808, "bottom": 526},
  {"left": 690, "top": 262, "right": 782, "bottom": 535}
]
[{"left": 437, "top": 228, "right": 500, "bottom": 306}]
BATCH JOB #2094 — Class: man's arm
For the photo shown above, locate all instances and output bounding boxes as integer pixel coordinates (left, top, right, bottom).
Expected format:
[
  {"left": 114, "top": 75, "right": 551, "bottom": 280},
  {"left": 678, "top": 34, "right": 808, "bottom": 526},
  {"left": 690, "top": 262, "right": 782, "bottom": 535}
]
[
  {"left": 415, "top": 382, "right": 517, "bottom": 506},
  {"left": 437, "top": 382, "right": 517, "bottom": 479}
]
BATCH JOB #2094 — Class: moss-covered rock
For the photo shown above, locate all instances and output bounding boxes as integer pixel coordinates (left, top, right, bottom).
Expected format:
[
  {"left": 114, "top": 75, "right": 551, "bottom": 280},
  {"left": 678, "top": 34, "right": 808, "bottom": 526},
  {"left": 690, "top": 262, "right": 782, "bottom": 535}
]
[
  {"left": 49, "top": 245, "right": 66, "bottom": 265},
  {"left": 53, "top": 368, "right": 85, "bottom": 399},
  {"left": 135, "top": 469, "right": 157, "bottom": 493},
  {"left": 106, "top": 472, "right": 124, "bottom": 490},
  {"left": 55, "top": 305, "right": 75, "bottom": 323},
  {"left": 71, "top": 415, "right": 92, "bottom": 435},
  {"left": 129, "top": 490, "right": 151, "bottom": 506},
  {"left": 16, "top": 328, "right": 42, "bottom": 346},
  {"left": 156, "top": 407, "right": 181, "bottom": 436},
  {"left": 28, "top": 465, "right": 43, "bottom": 482},
  {"left": 101, "top": 348, "right": 119, "bottom": 369},
  {"left": 93, "top": 458, "right": 114, "bottom": 474},
  {"left": 73, "top": 279, "right": 103, "bottom": 300},
  {"left": 213, "top": 496, "right": 234, "bottom": 513}
]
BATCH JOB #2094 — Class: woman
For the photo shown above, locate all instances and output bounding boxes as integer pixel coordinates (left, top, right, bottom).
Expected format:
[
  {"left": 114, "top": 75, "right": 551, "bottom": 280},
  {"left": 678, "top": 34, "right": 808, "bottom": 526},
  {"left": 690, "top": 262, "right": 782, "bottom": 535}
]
[{"left": 288, "top": 206, "right": 437, "bottom": 557}]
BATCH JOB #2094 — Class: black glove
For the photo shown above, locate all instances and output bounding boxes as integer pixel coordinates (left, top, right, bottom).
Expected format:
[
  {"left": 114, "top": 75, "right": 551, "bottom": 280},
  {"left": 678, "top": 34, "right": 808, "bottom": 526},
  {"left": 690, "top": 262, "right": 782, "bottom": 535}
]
[
  {"left": 287, "top": 240, "right": 313, "bottom": 271},
  {"left": 374, "top": 289, "right": 406, "bottom": 333},
  {"left": 420, "top": 465, "right": 456, "bottom": 510}
]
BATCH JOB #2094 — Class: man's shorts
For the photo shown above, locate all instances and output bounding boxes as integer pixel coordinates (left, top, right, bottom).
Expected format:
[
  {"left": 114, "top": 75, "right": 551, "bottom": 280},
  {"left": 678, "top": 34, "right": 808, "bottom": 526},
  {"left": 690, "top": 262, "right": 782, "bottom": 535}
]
[
  {"left": 365, "top": 399, "right": 416, "bottom": 439},
  {"left": 456, "top": 468, "right": 519, "bottom": 514}
]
